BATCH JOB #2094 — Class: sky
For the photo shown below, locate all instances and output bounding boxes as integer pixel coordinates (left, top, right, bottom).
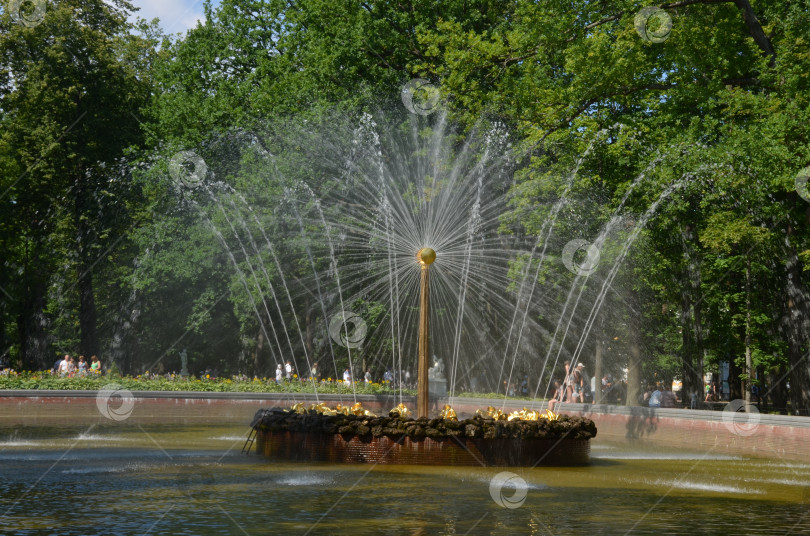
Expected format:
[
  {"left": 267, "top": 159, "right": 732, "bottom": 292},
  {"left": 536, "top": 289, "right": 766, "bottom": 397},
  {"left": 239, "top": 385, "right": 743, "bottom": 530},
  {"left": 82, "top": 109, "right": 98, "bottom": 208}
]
[{"left": 128, "top": 0, "right": 220, "bottom": 35}]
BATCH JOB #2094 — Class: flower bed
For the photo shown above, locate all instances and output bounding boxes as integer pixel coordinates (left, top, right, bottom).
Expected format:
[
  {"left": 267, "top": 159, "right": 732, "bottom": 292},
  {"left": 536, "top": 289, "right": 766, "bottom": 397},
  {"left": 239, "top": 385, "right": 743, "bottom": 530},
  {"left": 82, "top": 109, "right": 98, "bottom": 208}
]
[
  {"left": 0, "top": 371, "right": 548, "bottom": 400},
  {"left": 0, "top": 370, "right": 407, "bottom": 395}
]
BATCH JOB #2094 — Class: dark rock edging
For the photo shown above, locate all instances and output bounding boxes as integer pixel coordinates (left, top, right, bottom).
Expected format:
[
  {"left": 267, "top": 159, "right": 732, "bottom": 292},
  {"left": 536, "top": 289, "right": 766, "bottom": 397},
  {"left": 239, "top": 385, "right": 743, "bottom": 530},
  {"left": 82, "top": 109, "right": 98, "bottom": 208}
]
[{"left": 252, "top": 407, "right": 597, "bottom": 441}]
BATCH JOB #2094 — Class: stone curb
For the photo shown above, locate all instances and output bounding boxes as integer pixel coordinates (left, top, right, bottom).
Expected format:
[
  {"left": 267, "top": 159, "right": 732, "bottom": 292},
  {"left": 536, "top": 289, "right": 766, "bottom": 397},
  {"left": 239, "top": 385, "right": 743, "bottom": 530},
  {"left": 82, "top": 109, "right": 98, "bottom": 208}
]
[{"left": 3, "top": 391, "right": 807, "bottom": 428}]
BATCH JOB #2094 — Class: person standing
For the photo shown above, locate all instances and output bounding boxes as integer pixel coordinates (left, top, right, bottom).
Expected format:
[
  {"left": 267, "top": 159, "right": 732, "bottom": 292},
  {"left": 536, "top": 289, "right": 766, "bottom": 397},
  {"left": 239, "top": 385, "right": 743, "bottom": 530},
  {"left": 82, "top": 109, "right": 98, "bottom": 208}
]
[
  {"left": 310, "top": 362, "right": 320, "bottom": 381},
  {"left": 364, "top": 369, "right": 372, "bottom": 384},
  {"left": 602, "top": 375, "right": 613, "bottom": 402},
  {"left": 564, "top": 361, "right": 574, "bottom": 402},
  {"left": 576, "top": 363, "right": 591, "bottom": 402},
  {"left": 275, "top": 364, "right": 283, "bottom": 383},
  {"left": 649, "top": 384, "right": 663, "bottom": 408},
  {"left": 343, "top": 368, "right": 351, "bottom": 384},
  {"left": 77, "top": 356, "right": 88, "bottom": 376},
  {"left": 58, "top": 355, "right": 70, "bottom": 377},
  {"left": 285, "top": 360, "right": 293, "bottom": 380},
  {"left": 661, "top": 385, "right": 679, "bottom": 408},
  {"left": 569, "top": 364, "right": 584, "bottom": 403},
  {"left": 549, "top": 380, "right": 564, "bottom": 411},
  {"left": 53, "top": 355, "right": 67, "bottom": 374},
  {"left": 90, "top": 355, "right": 101, "bottom": 375}
]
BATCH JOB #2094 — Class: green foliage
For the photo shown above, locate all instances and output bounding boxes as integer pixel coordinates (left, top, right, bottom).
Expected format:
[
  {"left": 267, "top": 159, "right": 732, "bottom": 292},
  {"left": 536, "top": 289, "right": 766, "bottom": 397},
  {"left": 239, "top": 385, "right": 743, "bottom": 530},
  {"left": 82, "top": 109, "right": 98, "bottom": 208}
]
[
  {"left": 0, "top": 370, "right": 409, "bottom": 395},
  {"left": 2, "top": 0, "right": 810, "bottom": 412}
]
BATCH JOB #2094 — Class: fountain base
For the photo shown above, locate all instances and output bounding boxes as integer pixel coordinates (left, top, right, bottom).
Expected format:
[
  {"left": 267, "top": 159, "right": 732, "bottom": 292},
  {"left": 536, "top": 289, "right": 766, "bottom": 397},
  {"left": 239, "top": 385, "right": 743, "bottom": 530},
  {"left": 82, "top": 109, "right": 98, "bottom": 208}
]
[
  {"left": 251, "top": 408, "right": 595, "bottom": 466},
  {"left": 255, "top": 430, "right": 590, "bottom": 466}
]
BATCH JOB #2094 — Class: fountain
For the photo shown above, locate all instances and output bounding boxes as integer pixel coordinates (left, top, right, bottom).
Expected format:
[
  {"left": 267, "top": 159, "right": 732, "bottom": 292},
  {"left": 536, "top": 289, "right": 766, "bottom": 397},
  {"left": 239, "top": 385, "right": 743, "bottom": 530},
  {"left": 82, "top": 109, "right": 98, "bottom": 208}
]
[
  {"left": 175, "top": 110, "right": 706, "bottom": 467},
  {"left": 251, "top": 246, "right": 596, "bottom": 466}
]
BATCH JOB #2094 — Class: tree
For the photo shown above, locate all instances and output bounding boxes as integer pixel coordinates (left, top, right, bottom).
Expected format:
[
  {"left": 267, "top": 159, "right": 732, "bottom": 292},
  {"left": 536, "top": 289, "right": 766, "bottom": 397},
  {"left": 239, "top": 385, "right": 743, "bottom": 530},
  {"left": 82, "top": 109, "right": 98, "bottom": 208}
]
[{"left": 0, "top": 0, "right": 153, "bottom": 367}]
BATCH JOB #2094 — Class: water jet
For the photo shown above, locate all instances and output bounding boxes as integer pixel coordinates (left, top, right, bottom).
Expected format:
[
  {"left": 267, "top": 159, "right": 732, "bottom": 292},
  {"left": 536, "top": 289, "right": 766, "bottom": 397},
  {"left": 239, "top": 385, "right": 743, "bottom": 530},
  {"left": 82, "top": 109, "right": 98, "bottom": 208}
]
[
  {"left": 251, "top": 248, "right": 596, "bottom": 466},
  {"left": 220, "top": 113, "right": 614, "bottom": 465}
]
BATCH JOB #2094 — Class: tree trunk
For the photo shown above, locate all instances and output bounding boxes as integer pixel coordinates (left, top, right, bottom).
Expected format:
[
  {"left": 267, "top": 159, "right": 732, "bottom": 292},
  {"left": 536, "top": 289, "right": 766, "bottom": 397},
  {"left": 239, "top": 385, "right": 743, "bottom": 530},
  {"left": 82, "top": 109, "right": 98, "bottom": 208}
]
[
  {"left": 0, "top": 300, "right": 8, "bottom": 367},
  {"left": 769, "top": 365, "right": 789, "bottom": 415},
  {"left": 626, "top": 319, "right": 642, "bottom": 407},
  {"left": 679, "top": 223, "right": 704, "bottom": 406},
  {"left": 728, "top": 351, "right": 743, "bottom": 401},
  {"left": 254, "top": 329, "right": 264, "bottom": 376},
  {"left": 783, "top": 222, "right": 810, "bottom": 415},
  {"left": 744, "top": 257, "right": 752, "bottom": 404},
  {"left": 77, "top": 267, "right": 98, "bottom": 357},
  {"left": 594, "top": 339, "right": 603, "bottom": 403},
  {"left": 74, "top": 176, "right": 98, "bottom": 358},
  {"left": 18, "top": 241, "right": 51, "bottom": 370},
  {"left": 732, "top": 0, "right": 776, "bottom": 62},
  {"left": 17, "top": 279, "right": 50, "bottom": 370},
  {"left": 305, "top": 300, "right": 314, "bottom": 366}
]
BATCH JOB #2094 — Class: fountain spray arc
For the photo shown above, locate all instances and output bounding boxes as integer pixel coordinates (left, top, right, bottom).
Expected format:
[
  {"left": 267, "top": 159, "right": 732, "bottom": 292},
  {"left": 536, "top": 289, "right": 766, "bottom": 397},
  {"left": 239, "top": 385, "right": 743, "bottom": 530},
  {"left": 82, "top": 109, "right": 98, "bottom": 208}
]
[
  {"left": 248, "top": 119, "right": 597, "bottom": 466},
  {"left": 416, "top": 247, "right": 436, "bottom": 418},
  {"left": 253, "top": 239, "right": 596, "bottom": 466}
]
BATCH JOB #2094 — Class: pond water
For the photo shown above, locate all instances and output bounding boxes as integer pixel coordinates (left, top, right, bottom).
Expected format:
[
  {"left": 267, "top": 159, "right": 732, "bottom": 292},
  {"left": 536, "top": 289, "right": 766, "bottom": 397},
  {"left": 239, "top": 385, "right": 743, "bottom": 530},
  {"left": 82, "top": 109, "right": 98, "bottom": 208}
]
[{"left": 1, "top": 423, "right": 808, "bottom": 535}]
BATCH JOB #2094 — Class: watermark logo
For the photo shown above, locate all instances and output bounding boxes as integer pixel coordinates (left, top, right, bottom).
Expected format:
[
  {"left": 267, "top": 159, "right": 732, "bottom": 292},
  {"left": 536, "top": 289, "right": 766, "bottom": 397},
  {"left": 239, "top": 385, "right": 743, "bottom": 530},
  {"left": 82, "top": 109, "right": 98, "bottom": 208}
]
[
  {"left": 96, "top": 384, "right": 135, "bottom": 421},
  {"left": 8, "top": 0, "right": 46, "bottom": 27},
  {"left": 169, "top": 150, "right": 207, "bottom": 188},
  {"left": 489, "top": 471, "right": 528, "bottom": 509},
  {"left": 562, "top": 239, "right": 601, "bottom": 276},
  {"left": 794, "top": 166, "right": 810, "bottom": 203},
  {"left": 328, "top": 311, "right": 368, "bottom": 348},
  {"left": 400, "top": 78, "right": 442, "bottom": 116},
  {"left": 722, "top": 399, "right": 760, "bottom": 437},
  {"left": 634, "top": 7, "right": 673, "bottom": 44}
]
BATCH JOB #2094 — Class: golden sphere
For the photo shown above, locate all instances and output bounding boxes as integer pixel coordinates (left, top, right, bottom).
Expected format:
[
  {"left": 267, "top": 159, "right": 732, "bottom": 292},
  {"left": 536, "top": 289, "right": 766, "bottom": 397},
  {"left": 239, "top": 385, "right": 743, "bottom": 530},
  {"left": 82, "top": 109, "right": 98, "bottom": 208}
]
[{"left": 417, "top": 247, "right": 436, "bottom": 265}]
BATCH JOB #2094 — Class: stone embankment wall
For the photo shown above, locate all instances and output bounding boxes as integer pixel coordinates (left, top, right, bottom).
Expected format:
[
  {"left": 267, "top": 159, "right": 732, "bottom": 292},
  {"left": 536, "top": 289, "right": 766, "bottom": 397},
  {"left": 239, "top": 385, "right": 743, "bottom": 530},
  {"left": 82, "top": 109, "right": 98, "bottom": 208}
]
[
  {"left": 0, "top": 390, "right": 401, "bottom": 427},
  {"left": 2, "top": 391, "right": 807, "bottom": 461},
  {"left": 452, "top": 399, "right": 810, "bottom": 462}
]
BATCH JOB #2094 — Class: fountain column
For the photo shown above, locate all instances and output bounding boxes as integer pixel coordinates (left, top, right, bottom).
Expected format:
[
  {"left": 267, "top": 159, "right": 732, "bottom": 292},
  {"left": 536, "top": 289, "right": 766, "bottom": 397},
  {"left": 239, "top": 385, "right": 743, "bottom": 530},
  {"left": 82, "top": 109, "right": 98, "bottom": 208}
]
[{"left": 416, "top": 247, "right": 436, "bottom": 418}]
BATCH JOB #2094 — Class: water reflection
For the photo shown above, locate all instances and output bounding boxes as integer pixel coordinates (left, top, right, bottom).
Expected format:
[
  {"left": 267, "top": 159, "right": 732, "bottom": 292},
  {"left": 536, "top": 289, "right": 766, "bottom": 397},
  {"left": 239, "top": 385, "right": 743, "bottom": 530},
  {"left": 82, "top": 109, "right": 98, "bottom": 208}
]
[{"left": 1, "top": 424, "right": 808, "bottom": 535}]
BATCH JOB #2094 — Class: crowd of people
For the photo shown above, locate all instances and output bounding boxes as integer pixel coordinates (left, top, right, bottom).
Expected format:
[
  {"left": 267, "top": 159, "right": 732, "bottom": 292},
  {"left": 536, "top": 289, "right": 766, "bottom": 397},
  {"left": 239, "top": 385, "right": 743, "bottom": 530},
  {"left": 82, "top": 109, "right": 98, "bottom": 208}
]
[
  {"left": 1, "top": 353, "right": 738, "bottom": 411},
  {"left": 545, "top": 361, "right": 635, "bottom": 409},
  {"left": 268, "top": 360, "right": 413, "bottom": 387},
  {"left": 644, "top": 383, "right": 680, "bottom": 408},
  {"left": 548, "top": 361, "right": 592, "bottom": 410},
  {"left": 502, "top": 375, "right": 532, "bottom": 397},
  {"left": 51, "top": 354, "right": 103, "bottom": 377}
]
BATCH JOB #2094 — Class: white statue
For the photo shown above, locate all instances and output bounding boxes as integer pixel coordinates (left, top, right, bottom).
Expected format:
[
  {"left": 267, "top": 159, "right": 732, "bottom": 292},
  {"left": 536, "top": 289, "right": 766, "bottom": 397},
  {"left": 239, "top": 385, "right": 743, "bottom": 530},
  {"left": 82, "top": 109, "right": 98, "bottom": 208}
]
[
  {"left": 179, "top": 348, "right": 189, "bottom": 377},
  {"left": 428, "top": 356, "right": 445, "bottom": 380}
]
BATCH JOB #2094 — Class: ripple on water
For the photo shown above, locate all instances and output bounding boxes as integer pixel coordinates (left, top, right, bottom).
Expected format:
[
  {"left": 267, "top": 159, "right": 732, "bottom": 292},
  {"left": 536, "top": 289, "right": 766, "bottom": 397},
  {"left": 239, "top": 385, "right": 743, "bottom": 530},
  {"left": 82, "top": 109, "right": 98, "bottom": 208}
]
[
  {"left": 647, "top": 478, "right": 765, "bottom": 495},
  {"left": 589, "top": 444, "right": 617, "bottom": 450},
  {"left": 593, "top": 451, "right": 741, "bottom": 461},
  {"left": 0, "top": 440, "right": 41, "bottom": 447},
  {"left": 75, "top": 433, "right": 131, "bottom": 441},
  {"left": 275, "top": 474, "right": 334, "bottom": 486},
  {"left": 60, "top": 466, "right": 127, "bottom": 475},
  {"left": 209, "top": 435, "right": 248, "bottom": 441},
  {"left": 60, "top": 462, "right": 166, "bottom": 475},
  {"left": 470, "top": 474, "right": 549, "bottom": 490},
  {"left": 2, "top": 424, "right": 808, "bottom": 535}
]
